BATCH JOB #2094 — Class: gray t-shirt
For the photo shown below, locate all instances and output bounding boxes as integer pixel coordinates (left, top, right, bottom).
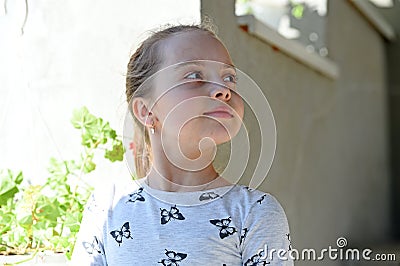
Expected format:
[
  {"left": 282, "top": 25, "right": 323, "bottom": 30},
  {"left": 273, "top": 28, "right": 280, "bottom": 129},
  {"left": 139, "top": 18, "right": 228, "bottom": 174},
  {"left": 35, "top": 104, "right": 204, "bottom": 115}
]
[{"left": 71, "top": 178, "right": 293, "bottom": 265}]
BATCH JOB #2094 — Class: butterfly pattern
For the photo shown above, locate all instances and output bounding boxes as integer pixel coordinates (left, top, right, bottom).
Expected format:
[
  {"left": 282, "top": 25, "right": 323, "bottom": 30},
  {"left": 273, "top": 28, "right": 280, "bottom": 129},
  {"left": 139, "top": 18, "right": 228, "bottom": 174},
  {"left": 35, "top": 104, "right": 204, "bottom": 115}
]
[
  {"left": 82, "top": 236, "right": 102, "bottom": 255},
  {"left": 109, "top": 222, "right": 133, "bottom": 246},
  {"left": 210, "top": 216, "right": 237, "bottom": 239},
  {"left": 256, "top": 194, "right": 267, "bottom": 204},
  {"left": 158, "top": 249, "right": 187, "bottom": 266},
  {"left": 244, "top": 249, "right": 270, "bottom": 265},
  {"left": 199, "top": 191, "right": 220, "bottom": 201},
  {"left": 79, "top": 185, "right": 290, "bottom": 265},
  {"left": 244, "top": 186, "right": 255, "bottom": 192},
  {"left": 239, "top": 228, "right": 248, "bottom": 245},
  {"left": 126, "top": 187, "right": 146, "bottom": 203},
  {"left": 160, "top": 205, "right": 186, "bottom": 225}
]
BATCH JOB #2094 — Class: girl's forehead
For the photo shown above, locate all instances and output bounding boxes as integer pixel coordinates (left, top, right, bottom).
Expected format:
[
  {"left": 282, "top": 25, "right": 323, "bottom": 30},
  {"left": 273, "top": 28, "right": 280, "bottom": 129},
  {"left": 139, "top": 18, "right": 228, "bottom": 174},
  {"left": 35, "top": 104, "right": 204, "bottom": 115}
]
[{"left": 159, "top": 31, "right": 233, "bottom": 67}]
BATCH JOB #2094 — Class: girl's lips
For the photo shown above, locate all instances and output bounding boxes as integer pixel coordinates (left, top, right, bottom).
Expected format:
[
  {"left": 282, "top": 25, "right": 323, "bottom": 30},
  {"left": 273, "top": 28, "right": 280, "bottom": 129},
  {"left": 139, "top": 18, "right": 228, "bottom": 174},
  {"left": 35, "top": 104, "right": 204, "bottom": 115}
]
[{"left": 203, "top": 107, "right": 234, "bottom": 118}]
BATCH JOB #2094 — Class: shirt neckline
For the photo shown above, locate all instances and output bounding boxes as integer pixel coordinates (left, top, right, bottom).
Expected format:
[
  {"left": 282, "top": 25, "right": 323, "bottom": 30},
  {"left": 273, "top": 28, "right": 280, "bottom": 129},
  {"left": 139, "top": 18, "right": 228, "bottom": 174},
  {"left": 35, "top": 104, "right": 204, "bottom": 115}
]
[{"left": 135, "top": 177, "right": 237, "bottom": 206}]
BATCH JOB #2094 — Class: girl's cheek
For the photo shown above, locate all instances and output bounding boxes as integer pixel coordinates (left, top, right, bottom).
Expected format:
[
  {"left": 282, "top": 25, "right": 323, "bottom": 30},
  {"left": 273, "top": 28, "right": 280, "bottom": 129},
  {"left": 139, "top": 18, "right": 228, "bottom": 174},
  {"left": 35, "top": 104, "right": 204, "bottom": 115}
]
[{"left": 232, "top": 96, "right": 245, "bottom": 117}]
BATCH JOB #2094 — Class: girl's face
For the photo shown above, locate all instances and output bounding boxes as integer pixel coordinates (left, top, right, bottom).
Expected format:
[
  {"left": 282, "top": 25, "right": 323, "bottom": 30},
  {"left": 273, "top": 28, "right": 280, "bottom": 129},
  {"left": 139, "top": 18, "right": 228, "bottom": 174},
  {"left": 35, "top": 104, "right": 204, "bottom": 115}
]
[{"left": 149, "top": 31, "right": 244, "bottom": 158}]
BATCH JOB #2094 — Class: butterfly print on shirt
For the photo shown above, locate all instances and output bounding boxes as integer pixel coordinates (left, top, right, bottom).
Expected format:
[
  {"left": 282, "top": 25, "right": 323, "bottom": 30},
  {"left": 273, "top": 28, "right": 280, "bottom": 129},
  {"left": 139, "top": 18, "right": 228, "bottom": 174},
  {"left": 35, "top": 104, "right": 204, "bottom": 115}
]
[
  {"left": 160, "top": 205, "right": 185, "bottom": 225},
  {"left": 82, "top": 236, "right": 102, "bottom": 255},
  {"left": 126, "top": 187, "right": 145, "bottom": 203},
  {"left": 256, "top": 194, "right": 267, "bottom": 204},
  {"left": 109, "top": 222, "right": 133, "bottom": 246},
  {"left": 244, "top": 186, "right": 255, "bottom": 192},
  {"left": 158, "top": 249, "right": 187, "bottom": 266},
  {"left": 239, "top": 228, "right": 248, "bottom": 245},
  {"left": 244, "top": 249, "right": 270, "bottom": 265},
  {"left": 209, "top": 216, "right": 237, "bottom": 239},
  {"left": 199, "top": 191, "right": 220, "bottom": 201}
]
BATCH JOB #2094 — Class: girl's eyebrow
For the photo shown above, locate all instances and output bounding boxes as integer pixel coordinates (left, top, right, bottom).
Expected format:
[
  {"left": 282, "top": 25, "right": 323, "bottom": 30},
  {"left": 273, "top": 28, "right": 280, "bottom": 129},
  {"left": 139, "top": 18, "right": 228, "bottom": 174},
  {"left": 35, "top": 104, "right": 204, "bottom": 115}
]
[{"left": 173, "top": 61, "right": 236, "bottom": 71}]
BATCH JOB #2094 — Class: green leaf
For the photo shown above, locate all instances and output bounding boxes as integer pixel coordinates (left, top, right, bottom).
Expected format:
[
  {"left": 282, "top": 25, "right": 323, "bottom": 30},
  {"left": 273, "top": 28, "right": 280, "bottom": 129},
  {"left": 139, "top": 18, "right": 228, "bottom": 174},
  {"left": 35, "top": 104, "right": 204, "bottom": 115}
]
[
  {"left": 105, "top": 140, "right": 124, "bottom": 162},
  {"left": 0, "top": 187, "right": 18, "bottom": 206},
  {"left": 14, "top": 171, "right": 23, "bottom": 184},
  {"left": 71, "top": 107, "right": 97, "bottom": 129},
  {"left": 81, "top": 133, "right": 94, "bottom": 148},
  {"left": 65, "top": 249, "right": 72, "bottom": 260},
  {"left": 0, "top": 170, "right": 22, "bottom": 206},
  {"left": 47, "top": 158, "right": 69, "bottom": 177},
  {"left": 36, "top": 197, "right": 60, "bottom": 227},
  {"left": 106, "top": 128, "right": 117, "bottom": 139},
  {"left": 0, "top": 212, "right": 13, "bottom": 235},
  {"left": 292, "top": 4, "right": 304, "bottom": 19},
  {"left": 83, "top": 159, "right": 96, "bottom": 174},
  {"left": 18, "top": 215, "right": 33, "bottom": 229},
  {"left": 64, "top": 212, "right": 82, "bottom": 233}
]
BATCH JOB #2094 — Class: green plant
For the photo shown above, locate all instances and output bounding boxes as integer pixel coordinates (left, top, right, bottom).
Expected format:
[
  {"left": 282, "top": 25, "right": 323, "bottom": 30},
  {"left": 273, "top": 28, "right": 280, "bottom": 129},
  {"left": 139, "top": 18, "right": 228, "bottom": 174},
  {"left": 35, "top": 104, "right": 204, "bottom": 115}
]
[
  {"left": 290, "top": 1, "right": 305, "bottom": 19},
  {"left": 0, "top": 107, "right": 124, "bottom": 261}
]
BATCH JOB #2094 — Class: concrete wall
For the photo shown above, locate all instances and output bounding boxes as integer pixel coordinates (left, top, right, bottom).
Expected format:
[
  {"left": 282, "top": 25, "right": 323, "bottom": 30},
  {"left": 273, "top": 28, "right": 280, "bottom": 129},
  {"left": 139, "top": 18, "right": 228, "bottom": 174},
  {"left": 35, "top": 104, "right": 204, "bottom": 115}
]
[
  {"left": 385, "top": 1, "right": 400, "bottom": 241},
  {"left": 201, "top": 0, "right": 390, "bottom": 265},
  {"left": 371, "top": 0, "right": 400, "bottom": 239}
]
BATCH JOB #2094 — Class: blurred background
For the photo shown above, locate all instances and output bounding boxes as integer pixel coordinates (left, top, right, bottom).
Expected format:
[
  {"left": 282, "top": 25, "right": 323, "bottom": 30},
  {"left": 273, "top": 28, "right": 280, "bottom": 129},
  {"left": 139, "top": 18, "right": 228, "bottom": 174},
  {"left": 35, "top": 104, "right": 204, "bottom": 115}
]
[{"left": 0, "top": 0, "right": 399, "bottom": 265}]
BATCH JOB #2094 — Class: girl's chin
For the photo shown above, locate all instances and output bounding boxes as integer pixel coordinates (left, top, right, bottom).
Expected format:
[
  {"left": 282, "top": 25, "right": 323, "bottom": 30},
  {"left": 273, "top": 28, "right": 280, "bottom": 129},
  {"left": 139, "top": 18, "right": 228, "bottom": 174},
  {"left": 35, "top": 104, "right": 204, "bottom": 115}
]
[
  {"left": 173, "top": 124, "right": 240, "bottom": 145},
  {"left": 201, "top": 135, "right": 233, "bottom": 146},
  {"left": 177, "top": 134, "right": 231, "bottom": 148}
]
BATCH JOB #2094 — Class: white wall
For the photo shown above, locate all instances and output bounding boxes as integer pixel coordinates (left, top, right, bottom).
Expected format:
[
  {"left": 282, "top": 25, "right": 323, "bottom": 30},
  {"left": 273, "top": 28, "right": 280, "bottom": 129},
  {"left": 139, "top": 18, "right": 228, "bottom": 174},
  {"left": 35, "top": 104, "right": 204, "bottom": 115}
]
[{"left": 0, "top": 0, "right": 200, "bottom": 185}]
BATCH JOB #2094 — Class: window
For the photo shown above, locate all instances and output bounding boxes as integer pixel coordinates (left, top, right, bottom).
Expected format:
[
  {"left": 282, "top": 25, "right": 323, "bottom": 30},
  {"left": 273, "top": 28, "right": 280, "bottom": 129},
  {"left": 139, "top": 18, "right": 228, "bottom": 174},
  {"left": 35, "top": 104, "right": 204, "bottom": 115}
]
[
  {"left": 236, "top": 0, "right": 329, "bottom": 56},
  {"left": 235, "top": 0, "right": 338, "bottom": 79}
]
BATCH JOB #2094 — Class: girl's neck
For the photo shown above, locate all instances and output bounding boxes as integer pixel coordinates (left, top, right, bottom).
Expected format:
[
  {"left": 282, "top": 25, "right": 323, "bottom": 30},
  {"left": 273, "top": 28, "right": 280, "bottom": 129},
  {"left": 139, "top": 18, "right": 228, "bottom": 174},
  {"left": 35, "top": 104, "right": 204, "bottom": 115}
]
[
  {"left": 145, "top": 136, "right": 231, "bottom": 192},
  {"left": 146, "top": 164, "right": 227, "bottom": 192}
]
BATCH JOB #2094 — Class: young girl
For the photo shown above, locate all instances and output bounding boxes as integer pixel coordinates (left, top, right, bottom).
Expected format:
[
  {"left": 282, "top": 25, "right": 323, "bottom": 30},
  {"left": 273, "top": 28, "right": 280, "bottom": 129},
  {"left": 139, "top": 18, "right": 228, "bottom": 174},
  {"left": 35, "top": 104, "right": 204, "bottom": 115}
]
[{"left": 72, "top": 24, "right": 293, "bottom": 265}]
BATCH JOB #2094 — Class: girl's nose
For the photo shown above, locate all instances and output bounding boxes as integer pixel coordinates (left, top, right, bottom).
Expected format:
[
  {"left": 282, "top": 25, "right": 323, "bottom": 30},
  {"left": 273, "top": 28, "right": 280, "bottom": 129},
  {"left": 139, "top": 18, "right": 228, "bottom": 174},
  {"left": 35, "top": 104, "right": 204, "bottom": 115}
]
[{"left": 210, "top": 84, "right": 231, "bottom": 101}]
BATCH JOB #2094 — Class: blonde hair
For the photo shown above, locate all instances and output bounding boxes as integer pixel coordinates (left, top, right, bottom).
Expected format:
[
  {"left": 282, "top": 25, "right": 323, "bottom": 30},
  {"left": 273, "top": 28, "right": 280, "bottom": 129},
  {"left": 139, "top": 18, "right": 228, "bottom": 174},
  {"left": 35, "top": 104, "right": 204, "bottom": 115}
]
[{"left": 126, "top": 23, "right": 218, "bottom": 178}]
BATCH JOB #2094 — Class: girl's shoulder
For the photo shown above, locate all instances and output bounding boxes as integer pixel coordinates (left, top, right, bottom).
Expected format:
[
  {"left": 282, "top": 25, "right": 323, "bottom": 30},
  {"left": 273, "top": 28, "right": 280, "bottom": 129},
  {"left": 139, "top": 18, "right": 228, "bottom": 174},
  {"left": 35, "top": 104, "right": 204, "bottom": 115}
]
[
  {"left": 231, "top": 185, "right": 290, "bottom": 230},
  {"left": 223, "top": 184, "right": 288, "bottom": 218},
  {"left": 230, "top": 184, "right": 283, "bottom": 206}
]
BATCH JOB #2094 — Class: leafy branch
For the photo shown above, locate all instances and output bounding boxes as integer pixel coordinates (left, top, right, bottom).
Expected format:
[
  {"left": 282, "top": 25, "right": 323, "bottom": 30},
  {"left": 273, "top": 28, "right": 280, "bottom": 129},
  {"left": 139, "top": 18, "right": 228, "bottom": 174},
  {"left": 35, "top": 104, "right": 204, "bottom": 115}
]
[{"left": 0, "top": 107, "right": 124, "bottom": 261}]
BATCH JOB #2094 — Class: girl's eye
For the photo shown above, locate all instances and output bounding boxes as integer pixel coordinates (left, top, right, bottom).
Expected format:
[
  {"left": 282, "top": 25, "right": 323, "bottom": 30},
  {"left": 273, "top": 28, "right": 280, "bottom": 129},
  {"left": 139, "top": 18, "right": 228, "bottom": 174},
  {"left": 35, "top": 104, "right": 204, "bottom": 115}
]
[
  {"left": 184, "top": 72, "right": 203, "bottom": 80},
  {"left": 223, "top": 74, "right": 237, "bottom": 83}
]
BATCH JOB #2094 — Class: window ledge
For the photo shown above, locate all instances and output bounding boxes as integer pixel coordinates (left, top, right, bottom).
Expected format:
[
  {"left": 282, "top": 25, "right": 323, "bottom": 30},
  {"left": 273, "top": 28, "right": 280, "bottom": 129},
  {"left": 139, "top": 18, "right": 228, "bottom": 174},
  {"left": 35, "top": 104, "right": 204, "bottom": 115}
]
[
  {"left": 237, "top": 15, "right": 339, "bottom": 80},
  {"left": 349, "top": 0, "right": 396, "bottom": 41}
]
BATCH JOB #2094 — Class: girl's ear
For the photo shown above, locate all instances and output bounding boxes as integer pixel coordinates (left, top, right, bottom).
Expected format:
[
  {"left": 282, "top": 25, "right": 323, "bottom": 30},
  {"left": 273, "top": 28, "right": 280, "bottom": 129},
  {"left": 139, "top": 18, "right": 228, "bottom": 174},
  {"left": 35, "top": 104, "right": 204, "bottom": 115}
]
[{"left": 131, "top": 97, "right": 153, "bottom": 127}]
